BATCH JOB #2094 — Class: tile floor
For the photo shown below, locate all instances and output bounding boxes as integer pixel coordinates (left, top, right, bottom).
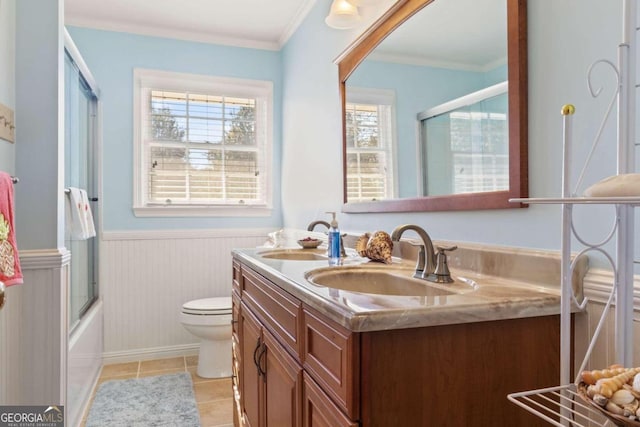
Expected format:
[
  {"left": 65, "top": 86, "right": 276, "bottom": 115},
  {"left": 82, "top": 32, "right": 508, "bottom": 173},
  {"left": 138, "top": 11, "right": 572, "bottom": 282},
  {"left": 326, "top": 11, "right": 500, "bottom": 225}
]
[{"left": 81, "top": 355, "right": 234, "bottom": 427}]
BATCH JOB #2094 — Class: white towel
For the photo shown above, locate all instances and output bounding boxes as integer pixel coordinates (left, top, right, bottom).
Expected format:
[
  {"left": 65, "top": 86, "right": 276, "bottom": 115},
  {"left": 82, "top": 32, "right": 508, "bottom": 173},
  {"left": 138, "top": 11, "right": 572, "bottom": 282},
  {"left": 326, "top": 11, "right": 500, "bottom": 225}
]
[
  {"left": 81, "top": 190, "right": 96, "bottom": 238},
  {"left": 66, "top": 187, "right": 96, "bottom": 240}
]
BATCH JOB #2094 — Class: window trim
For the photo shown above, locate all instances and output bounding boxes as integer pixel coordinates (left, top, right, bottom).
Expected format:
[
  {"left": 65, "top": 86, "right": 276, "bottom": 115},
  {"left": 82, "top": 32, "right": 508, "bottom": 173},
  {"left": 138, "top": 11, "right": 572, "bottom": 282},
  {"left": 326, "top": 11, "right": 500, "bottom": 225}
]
[
  {"left": 345, "top": 87, "right": 398, "bottom": 202},
  {"left": 132, "top": 68, "right": 273, "bottom": 217}
]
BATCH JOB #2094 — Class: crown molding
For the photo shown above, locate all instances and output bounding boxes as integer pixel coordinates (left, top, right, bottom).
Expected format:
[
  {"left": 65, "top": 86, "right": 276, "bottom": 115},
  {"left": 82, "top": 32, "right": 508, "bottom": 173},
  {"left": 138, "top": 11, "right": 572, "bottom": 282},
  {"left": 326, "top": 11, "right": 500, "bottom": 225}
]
[
  {"left": 65, "top": 17, "right": 281, "bottom": 51},
  {"left": 278, "top": 0, "right": 317, "bottom": 47},
  {"left": 66, "top": 0, "right": 319, "bottom": 51}
]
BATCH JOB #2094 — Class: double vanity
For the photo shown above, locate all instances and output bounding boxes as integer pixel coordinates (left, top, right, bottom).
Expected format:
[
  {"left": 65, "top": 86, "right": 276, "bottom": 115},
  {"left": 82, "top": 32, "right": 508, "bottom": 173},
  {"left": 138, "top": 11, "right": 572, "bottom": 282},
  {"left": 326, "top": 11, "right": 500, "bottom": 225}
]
[{"left": 230, "top": 233, "right": 586, "bottom": 427}]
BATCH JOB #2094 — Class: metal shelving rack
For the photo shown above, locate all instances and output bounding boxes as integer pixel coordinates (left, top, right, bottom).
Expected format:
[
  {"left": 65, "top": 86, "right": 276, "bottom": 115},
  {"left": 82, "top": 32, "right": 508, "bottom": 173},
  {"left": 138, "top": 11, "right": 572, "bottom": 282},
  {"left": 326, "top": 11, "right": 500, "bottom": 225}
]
[{"left": 507, "top": 1, "right": 639, "bottom": 425}]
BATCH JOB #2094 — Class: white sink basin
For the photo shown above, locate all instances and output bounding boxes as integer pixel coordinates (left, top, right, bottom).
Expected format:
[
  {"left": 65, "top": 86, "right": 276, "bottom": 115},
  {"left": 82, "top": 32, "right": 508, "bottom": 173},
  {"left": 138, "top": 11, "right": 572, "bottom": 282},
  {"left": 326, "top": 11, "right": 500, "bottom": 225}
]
[
  {"left": 258, "top": 249, "right": 327, "bottom": 261},
  {"left": 305, "top": 266, "right": 477, "bottom": 296}
]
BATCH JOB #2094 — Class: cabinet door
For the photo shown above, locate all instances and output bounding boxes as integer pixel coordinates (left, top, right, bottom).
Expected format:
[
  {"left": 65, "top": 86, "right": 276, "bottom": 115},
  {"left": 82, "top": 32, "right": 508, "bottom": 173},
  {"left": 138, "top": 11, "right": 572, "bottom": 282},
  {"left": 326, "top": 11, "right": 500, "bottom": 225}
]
[
  {"left": 263, "top": 328, "right": 302, "bottom": 427},
  {"left": 302, "top": 373, "right": 357, "bottom": 427},
  {"left": 302, "top": 308, "right": 358, "bottom": 419},
  {"left": 232, "top": 293, "right": 243, "bottom": 425},
  {"left": 232, "top": 335, "right": 241, "bottom": 426},
  {"left": 240, "top": 303, "right": 263, "bottom": 427}
]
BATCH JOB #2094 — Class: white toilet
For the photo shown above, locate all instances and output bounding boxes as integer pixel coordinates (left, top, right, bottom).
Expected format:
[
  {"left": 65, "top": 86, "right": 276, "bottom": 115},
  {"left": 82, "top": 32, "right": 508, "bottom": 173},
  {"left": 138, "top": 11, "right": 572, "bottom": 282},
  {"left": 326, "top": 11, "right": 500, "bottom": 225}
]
[{"left": 180, "top": 296, "right": 233, "bottom": 378}]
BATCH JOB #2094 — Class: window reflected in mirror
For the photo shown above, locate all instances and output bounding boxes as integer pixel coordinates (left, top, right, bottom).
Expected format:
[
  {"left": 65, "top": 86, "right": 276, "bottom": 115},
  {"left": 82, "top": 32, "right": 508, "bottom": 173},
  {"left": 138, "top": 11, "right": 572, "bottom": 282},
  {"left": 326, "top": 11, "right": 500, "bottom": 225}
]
[
  {"left": 345, "top": 88, "right": 396, "bottom": 202},
  {"left": 420, "top": 84, "right": 508, "bottom": 197}
]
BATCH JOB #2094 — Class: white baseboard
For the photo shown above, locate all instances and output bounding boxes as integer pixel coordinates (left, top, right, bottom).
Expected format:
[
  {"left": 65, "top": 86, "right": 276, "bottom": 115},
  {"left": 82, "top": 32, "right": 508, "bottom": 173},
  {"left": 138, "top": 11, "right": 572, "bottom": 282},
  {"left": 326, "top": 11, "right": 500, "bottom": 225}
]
[{"left": 102, "top": 343, "right": 200, "bottom": 365}]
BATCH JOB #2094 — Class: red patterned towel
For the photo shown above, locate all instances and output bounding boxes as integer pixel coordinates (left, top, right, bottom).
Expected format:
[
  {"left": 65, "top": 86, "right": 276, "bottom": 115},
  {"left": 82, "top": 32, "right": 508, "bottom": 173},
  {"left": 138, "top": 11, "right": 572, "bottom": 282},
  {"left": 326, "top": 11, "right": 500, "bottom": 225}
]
[{"left": 0, "top": 172, "right": 22, "bottom": 286}]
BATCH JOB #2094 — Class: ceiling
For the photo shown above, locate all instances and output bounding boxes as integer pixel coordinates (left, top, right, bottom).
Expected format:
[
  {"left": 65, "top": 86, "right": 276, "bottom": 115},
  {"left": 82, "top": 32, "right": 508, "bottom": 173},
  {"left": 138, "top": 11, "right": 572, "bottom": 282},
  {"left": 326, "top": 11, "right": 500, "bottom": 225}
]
[
  {"left": 370, "top": 0, "right": 507, "bottom": 71},
  {"left": 64, "top": 0, "right": 318, "bottom": 50},
  {"left": 65, "top": 0, "right": 503, "bottom": 68}
]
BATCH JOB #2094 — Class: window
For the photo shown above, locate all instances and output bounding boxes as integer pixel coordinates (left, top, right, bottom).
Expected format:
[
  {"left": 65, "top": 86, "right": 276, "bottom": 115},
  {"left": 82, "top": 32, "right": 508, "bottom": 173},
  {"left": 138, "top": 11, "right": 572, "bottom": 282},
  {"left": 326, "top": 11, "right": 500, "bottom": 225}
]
[
  {"left": 419, "top": 86, "right": 508, "bottom": 197},
  {"left": 448, "top": 110, "right": 508, "bottom": 194},
  {"left": 345, "top": 88, "right": 396, "bottom": 202},
  {"left": 133, "top": 69, "right": 273, "bottom": 217}
]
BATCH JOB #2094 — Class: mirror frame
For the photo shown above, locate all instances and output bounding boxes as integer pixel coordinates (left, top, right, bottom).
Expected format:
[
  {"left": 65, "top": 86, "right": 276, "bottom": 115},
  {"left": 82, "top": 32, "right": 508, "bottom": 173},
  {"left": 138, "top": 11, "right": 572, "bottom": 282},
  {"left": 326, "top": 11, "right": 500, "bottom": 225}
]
[{"left": 337, "top": 0, "right": 528, "bottom": 213}]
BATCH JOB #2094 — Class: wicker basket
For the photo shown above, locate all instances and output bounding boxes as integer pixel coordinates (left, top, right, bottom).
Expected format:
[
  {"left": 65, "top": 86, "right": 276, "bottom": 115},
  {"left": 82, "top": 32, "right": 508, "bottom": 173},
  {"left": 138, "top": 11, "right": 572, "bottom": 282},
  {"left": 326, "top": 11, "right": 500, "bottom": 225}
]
[{"left": 577, "top": 383, "right": 640, "bottom": 427}]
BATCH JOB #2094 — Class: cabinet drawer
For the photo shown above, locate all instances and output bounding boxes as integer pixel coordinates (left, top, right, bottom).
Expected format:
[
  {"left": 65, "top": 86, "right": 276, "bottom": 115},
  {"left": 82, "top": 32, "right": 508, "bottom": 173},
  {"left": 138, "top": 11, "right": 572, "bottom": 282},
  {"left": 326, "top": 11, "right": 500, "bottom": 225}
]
[
  {"left": 303, "top": 373, "right": 358, "bottom": 427},
  {"left": 242, "top": 267, "right": 303, "bottom": 360},
  {"left": 302, "top": 307, "right": 359, "bottom": 419},
  {"left": 232, "top": 259, "right": 242, "bottom": 295}
]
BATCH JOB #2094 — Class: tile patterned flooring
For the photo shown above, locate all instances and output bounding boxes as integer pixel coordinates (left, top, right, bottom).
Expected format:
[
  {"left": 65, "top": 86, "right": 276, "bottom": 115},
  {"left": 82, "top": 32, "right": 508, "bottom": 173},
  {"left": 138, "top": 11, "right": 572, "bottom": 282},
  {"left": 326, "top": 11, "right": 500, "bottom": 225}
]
[{"left": 81, "top": 356, "right": 234, "bottom": 427}]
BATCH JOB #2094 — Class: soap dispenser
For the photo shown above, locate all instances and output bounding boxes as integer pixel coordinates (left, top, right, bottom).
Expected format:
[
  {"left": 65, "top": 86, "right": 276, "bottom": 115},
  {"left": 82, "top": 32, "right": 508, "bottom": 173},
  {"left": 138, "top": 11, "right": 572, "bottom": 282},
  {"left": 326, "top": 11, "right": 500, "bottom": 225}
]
[{"left": 326, "top": 212, "right": 341, "bottom": 266}]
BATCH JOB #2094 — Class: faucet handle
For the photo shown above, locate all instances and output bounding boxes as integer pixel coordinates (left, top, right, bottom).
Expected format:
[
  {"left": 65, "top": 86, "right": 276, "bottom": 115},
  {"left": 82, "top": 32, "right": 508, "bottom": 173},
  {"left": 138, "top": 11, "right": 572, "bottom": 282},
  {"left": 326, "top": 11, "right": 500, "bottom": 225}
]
[
  {"left": 433, "top": 246, "right": 457, "bottom": 283},
  {"left": 339, "top": 234, "right": 347, "bottom": 257}
]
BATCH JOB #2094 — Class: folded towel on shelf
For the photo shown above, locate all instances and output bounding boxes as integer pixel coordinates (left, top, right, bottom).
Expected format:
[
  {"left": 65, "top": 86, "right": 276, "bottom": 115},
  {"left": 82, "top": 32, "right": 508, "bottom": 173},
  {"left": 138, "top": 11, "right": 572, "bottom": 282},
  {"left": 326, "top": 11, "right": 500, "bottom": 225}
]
[
  {"left": 66, "top": 187, "right": 96, "bottom": 240},
  {"left": 0, "top": 172, "right": 23, "bottom": 286}
]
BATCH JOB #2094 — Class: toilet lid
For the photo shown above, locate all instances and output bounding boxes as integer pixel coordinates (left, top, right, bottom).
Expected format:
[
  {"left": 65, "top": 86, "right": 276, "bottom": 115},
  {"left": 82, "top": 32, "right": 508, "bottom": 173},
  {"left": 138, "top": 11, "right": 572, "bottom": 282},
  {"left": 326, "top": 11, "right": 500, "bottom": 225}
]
[{"left": 182, "top": 297, "right": 232, "bottom": 315}]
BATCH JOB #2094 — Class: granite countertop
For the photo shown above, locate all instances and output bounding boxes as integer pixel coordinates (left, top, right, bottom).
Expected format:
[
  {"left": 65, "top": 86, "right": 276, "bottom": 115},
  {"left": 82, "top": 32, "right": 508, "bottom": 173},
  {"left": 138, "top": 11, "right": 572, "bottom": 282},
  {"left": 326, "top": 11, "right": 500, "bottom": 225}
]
[{"left": 232, "top": 240, "right": 587, "bottom": 333}]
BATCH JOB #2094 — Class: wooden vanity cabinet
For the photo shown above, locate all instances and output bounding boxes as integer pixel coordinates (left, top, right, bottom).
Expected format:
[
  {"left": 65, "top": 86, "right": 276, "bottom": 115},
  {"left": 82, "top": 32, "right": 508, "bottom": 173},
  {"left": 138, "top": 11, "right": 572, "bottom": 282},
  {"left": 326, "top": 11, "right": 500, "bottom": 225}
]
[
  {"left": 301, "top": 308, "right": 359, "bottom": 419},
  {"left": 238, "top": 302, "right": 304, "bottom": 427},
  {"left": 302, "top": 373, "right": 358, "bottom": 427},
  {"left": 231, "top": 261, "right": 242, "bottom": 426},
  {"left": 239, "top": 303, "right": 262, "bottom": 427},
  {"left": 233, "top": 260, "right": 562, "bottom": 427},
  {"left": 236, "top": 265, "right": 306, "bottom": 427},
  {"left": 262, "top": 325, "right": 303, "bottom": 426}
]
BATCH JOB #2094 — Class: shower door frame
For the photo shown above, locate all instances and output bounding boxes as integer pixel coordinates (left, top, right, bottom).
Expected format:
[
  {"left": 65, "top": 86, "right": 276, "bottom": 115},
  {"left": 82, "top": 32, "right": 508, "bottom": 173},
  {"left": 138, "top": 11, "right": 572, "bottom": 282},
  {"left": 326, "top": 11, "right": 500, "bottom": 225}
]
[{"left": 64, "top": 31, "right": 101, "bottom": 331}]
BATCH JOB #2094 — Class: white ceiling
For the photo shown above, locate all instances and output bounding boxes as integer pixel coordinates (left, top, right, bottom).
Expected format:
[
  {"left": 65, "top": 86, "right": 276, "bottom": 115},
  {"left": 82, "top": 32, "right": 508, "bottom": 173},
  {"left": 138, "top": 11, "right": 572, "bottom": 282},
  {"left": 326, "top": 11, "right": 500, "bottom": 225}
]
[
  {"left": 64, "top": 0, "right": 318, "bottom": 50},
  {"left": 370, "top": 0, "right": 507, "bottom": 71},
  {"left": 65, "top": 0, "right": 506, "bottom": 69}
]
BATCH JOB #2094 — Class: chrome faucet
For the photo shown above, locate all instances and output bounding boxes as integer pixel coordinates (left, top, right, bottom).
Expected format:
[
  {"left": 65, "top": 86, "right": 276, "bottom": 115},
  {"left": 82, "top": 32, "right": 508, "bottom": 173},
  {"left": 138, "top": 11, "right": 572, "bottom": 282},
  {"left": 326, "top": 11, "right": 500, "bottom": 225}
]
[
  {"left": 391, "top": 224, "right": 436, "bottom": 280},
  {"left": 390, "top": 225, "right": 457, "bottom": 283},
  {"left": 307, "top": 220, "right": 330, "bottom": 231}
]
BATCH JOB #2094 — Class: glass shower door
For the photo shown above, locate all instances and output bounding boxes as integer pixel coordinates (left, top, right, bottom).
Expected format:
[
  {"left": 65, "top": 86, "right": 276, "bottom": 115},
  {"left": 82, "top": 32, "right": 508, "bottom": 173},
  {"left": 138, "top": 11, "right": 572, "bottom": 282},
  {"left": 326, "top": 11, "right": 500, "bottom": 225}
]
[{"left": 64, "top": 51, "right": 98, "bottom": 330}]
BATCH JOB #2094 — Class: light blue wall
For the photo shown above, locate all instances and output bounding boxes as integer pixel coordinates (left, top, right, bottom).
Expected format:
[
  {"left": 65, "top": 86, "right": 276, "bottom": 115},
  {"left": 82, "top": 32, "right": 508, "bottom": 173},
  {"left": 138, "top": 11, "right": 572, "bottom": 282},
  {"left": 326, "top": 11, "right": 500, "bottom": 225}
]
[
  {"left": 0, "top": 0, "right": 15, "bottom": 176},
  {"left": 280, "top": 1, "right": 378, "bottom": 227},
  {"left": 66, "top": 27, "right": 283, "bottom": 231},
  {"left": 348, "top": 60, "right": 489, "bottom": 197},
  {"left": 484, "top": 63, "right": 508, "bottom": 86},
  {"left": 15, "top": 0, "right": 65, "bottom": 250},
  {"left": 281, "top": 0, "right": 622, "bottom": 254}
]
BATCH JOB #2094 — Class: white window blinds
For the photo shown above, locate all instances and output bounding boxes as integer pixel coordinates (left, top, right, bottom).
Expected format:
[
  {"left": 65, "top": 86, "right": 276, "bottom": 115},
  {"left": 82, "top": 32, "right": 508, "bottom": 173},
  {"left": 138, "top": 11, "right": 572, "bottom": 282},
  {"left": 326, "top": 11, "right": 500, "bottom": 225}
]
[{"left": 133, "top": 70, "right": 272, "bottom": 216}]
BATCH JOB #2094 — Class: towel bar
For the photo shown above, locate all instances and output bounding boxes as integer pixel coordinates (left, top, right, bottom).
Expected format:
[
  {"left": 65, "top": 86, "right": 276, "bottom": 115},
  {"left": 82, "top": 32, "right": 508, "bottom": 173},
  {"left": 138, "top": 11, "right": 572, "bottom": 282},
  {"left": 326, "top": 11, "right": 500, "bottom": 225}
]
[{"left": 64, "top": 188, "right": 98, "bottom": 201}]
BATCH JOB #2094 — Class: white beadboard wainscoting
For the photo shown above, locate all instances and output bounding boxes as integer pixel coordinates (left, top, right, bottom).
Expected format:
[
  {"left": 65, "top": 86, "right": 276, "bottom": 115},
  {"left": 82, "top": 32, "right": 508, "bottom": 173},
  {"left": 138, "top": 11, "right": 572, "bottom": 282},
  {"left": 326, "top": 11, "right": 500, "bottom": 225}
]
[
  {"left": 0, "top": 249, "right": 69, "bottom": 406},
  {"left": 0, "top": 276, "right": 25, "bottom": 404},
  {"left": 574, "top": 269, "right": 640, "bottom": 375},
  {"left": 100, "top": 228, "right": 273, "bottom": 363}
]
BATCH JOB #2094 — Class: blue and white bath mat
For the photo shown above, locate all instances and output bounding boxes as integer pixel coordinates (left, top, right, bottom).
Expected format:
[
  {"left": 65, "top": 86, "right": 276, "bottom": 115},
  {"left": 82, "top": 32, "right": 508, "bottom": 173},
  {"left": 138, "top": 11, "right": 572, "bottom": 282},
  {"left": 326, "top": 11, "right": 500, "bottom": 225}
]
[{"left": 86, "top": 372, "right": 200, "bottom": 426}]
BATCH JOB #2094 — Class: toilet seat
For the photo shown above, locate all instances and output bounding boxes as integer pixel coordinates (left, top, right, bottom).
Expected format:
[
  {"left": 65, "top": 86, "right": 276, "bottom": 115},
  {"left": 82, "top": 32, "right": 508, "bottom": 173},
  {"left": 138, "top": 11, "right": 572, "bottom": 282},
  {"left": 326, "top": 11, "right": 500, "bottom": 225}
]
[{"left": 182, "top": 297, "right": 232, "bottom": 316}]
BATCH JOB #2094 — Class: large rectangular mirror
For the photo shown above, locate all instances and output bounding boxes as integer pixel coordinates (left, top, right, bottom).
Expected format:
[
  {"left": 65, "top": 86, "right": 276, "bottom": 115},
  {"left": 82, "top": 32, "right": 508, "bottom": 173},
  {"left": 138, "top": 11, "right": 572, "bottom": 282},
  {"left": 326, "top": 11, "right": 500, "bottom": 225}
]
[{"left": 337, "top": 0, "right": 528, "bottom": 213}]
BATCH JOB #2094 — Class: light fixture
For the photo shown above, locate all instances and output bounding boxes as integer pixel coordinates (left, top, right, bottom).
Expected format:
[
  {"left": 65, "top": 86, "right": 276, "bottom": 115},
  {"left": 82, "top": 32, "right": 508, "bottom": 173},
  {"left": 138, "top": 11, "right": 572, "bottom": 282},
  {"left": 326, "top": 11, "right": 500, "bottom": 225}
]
[{"left": 325, "top": 0, "right": 361, "bottom": 29}]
